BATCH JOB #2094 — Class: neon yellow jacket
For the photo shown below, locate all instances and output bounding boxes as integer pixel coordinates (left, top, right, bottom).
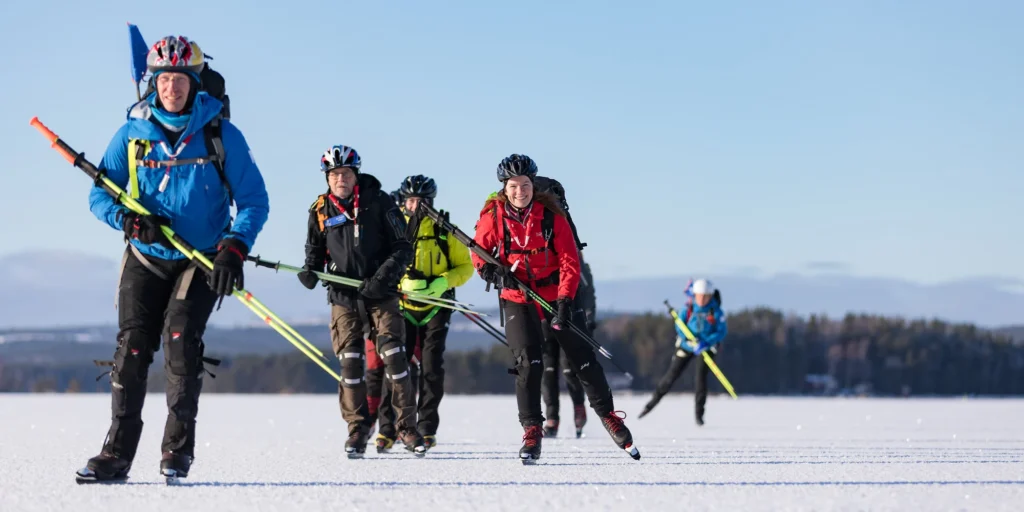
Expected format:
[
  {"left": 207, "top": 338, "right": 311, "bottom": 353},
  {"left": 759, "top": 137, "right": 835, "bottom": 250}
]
[{"left": 401, "top": 213, "right": 473, "bottom": 311}]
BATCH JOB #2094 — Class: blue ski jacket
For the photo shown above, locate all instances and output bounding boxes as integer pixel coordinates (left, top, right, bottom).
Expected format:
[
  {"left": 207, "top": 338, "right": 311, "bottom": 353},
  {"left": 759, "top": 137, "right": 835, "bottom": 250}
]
[
  {"left": 89, "top": 92, "right": 269, "bottom": 259},
  {"left": 675, "top": 299, "right": 728, "bottom": 353}
]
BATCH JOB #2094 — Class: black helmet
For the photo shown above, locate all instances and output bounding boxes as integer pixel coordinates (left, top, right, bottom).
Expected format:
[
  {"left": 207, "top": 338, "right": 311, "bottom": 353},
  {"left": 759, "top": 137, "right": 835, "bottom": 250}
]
[
  {"left": 389, "top": 189, "right": 402, "bottom": 207},
  {"left": 399, "top": 175, "right": 437, "bottom": 199},
  {"left": 496, "top": 154, "right": 538, "bottom": 182}
]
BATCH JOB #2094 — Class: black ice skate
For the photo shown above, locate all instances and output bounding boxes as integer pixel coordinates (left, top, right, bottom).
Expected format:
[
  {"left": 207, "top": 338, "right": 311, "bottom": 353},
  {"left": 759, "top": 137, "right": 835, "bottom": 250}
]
[
  {"left": 75, "top": 451, "right": 131, "bottom": 484},
  {"left": 346, "top": 430, "right": 369, "bottom": 459},
  {"left": 398, "top": 428, "right": 426, "bottom": 457},
  {"left": 574, "top": 404, "right": 587, "bottom": 438},
  {"left": 160, "top": 451, "right": 192, "bottom": 484},
  {"left": 519, "top": 425, "right": 543, "bottom": 465},
  {"left": 601, "top": 411, "right": 641, "bottom": 460},
  {"left": 638, "top": 395, "right": 662, "bottom": 419},
  {"left": 543, "top": 418, "right": 559, "bottom": 438}
]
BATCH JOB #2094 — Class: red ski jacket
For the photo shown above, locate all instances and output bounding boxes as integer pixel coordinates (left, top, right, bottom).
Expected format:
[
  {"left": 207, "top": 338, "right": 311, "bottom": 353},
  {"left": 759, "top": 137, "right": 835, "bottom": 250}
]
[{"left": 471, "top": 192, "right": 581, "bottom": 304}]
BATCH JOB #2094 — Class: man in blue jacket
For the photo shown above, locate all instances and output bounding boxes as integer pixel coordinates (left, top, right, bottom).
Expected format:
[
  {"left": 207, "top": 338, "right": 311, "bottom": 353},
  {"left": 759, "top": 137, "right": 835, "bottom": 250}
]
[
  {"left": 638, "top": 279, "right": 727, "bottom": 426},
  {"left": 76, "top": 35, "right": 269, "bottom": 482}
]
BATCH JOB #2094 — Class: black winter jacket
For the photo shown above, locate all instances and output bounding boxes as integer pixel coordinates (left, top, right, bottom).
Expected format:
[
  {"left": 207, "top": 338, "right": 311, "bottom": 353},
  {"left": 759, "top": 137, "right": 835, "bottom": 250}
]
[{"left": 303, "top": 173, "right": 412, "bottom": 308}]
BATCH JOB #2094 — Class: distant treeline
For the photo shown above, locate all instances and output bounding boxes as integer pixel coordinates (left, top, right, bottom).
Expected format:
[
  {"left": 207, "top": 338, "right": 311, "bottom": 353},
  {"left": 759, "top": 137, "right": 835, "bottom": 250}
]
[{"left": 3, "top": 308, "right": 1022, "bottom": 396}]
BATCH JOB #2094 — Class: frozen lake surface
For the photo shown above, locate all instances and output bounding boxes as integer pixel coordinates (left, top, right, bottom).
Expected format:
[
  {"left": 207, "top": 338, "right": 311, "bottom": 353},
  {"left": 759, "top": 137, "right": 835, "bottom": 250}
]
[{"left": 1, "top": 393, "right": 1022, "bottom": 511}]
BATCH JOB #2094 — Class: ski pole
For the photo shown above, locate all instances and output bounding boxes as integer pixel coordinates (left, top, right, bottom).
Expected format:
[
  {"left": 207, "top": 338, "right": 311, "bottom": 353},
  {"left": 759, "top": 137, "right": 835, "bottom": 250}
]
[
  {"left": 418, "top": 202, "right": 632, "bottom": 380},
  {"left": 247, "top": 254, "right": 474, "bottom": 308},
  {"left": 664, "top": 300, "right": 737, "bottom": 399},
  {"left": 461, "top": 311, "right": 508, "bottom": 347},
  {"left": 30, "top": 117, "right": 339, "bottom": 381},
  {"left": 246, "top": 255, "right": 483, "bottom": 314}
]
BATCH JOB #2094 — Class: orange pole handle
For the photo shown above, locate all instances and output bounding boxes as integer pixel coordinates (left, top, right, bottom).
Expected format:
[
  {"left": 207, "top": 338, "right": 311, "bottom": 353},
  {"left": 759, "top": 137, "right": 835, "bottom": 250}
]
[{"left": 29, "top": 117, "right": 75, "bottom": 164}]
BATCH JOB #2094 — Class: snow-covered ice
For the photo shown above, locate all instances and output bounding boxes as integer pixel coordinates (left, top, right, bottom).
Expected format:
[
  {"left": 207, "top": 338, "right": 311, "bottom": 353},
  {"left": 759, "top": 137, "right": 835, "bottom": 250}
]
[{"left": 2, "top": 393, "right": 1022, "bottom": 511}]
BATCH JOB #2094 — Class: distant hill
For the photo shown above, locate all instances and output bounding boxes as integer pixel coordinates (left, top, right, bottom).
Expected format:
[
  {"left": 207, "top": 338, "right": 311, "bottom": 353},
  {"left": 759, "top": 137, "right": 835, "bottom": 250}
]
[
  {"left": 1, "top": 250, "right": 1023, "bottom": 328},
  {"left": 0, "top": 315, "right": 506, "bottom": 365}
]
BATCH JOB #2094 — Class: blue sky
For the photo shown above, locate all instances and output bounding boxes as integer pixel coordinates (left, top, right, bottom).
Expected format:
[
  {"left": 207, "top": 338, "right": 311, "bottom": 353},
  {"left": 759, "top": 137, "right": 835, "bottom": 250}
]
[{"left": 1, "top": 0, "right": 1021, "bottom": 284}]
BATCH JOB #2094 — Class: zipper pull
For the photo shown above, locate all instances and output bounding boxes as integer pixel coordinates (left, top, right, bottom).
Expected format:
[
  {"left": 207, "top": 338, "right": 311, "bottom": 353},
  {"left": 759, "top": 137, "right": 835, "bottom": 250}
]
[{"left": 158, "top": 168, "right": 171, "bottom": 193}]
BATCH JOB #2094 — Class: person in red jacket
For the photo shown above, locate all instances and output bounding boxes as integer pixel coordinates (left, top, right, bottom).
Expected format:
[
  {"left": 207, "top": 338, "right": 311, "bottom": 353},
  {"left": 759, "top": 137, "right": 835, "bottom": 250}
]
[{"left": 471, "top": 154, "right": 639, "bottom": 463}]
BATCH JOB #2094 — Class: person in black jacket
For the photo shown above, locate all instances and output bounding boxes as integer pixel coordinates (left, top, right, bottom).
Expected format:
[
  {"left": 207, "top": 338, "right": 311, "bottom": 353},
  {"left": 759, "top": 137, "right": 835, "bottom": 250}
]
[
  {"left": 297, "top": 145, "right": 424, "bottom": 458},
  {"left": 532, "top": 176, "right": 595, "bottom": 439}
]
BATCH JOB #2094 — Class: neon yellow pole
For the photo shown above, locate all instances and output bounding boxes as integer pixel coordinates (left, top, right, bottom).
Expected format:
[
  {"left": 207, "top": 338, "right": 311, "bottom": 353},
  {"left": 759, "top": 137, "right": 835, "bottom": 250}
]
[
  {"left": 246, "top": 255, "right": 486, "bottom": 314},
  {"left": 665, "top": 301, "right": 737, "bottom": 399},
  {"left": 31, "top": 117, "right": 339, "bottom": 381}
]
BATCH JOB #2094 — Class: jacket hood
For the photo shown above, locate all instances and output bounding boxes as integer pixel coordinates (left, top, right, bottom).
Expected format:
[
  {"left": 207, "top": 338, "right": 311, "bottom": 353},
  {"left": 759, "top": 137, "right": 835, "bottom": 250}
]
[{"left": 356, "top": 173, "right": 384, "bottom": 195}]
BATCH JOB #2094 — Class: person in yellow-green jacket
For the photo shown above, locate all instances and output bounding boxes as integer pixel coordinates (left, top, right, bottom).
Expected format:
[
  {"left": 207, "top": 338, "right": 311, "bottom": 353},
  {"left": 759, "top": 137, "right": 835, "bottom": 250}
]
[{"left": 373, "top": 175, "right": 473, "bottom": 453}]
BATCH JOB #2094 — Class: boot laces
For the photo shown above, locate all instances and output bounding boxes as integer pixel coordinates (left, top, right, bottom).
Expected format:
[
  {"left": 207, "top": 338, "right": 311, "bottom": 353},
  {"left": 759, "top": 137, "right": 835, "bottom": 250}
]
[
  {"left": 603, "top": 410, "right": 627, "bottom": 434},
  {"left": 523, "top": 425, "right": 543, "bottom": 447}
]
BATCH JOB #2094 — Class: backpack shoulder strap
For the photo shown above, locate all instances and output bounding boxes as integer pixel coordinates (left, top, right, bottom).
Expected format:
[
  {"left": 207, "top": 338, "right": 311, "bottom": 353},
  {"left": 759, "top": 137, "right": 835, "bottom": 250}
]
[
  {"left": 311, "top": 194, "right": 328, "bottom": 232},
  {"left": 685, "top": 303, "right": 694, "bottom": 323},
  {"left": 127, "top": 138, "right": 151, "bottom": 200},
  {"left": 433, "top": 212, "right": 450, "bottom": 260},
  {"left": 542, "top": 207, "right": 556, "bottom": 253},
  {"left": 563, "top": 209, "right": 586, "bottom": 251},
  {"left": 492, "top": 203, "right": 506, "bottom": 258},
  {"left": 203, "top": 117, "right": 233, "bottom": 206}
]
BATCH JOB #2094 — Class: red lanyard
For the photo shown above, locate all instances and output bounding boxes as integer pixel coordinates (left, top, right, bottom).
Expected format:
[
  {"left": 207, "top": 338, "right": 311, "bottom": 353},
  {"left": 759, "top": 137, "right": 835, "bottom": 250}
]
[
  {"left": 327, "top": 186, "right": 361, "bottom": 241},
  {"left": 504, "top": 202, "right": 534, "bottom": 249}
]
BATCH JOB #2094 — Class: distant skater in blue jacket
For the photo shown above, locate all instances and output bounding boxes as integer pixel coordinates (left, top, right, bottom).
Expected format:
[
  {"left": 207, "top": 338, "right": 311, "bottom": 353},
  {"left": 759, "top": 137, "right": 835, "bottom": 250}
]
[
  {"left": 638, "top": 279, "right": 727, "bottom": 426},
  {"left": 76, "top": 35, "right": 269, "bottom": 483}
]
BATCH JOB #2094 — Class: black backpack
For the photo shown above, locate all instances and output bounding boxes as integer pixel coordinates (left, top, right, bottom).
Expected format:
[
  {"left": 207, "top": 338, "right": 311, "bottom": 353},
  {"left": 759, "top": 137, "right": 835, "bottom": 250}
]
[
  {"left": 533, "top": 176, "right": 586, "bottom": 251},
  {"left": 141, "top": 61, "right": 233, "bottom": 205}
]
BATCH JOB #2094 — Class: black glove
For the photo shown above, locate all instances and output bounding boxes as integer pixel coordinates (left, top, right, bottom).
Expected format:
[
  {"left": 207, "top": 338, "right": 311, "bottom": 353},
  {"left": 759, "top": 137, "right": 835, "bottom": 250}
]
[
  {"left": 550, "top": 298, "right": 573, "bottom": 331},
  {"left": 209, "top": 238, "right": 248, "bottom": 303},
  {"left": 297, "top": 267, "right": 321, "bottom": 290},
  {"left": 359, "top": 278, "right": 391, "bottom": 300},
  {"left": 120, "top": 211, "right": 171, "bottom": 247},
  {"left": 479, "top": 263, "right": 515, "bottom": 289}
]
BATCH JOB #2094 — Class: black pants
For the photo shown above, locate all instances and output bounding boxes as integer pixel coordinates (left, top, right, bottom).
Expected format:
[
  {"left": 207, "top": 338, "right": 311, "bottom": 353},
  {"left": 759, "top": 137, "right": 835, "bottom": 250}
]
[
  {"left": 379, "top": 307, "right": 450, "bottom": 436},
  {"left": 541, "top": 318, "right": 586, "bottom": 421},
  {"left": 504, "top": 301, "right": 613, "bottom": 427},
  {"left": 651, "top": 348, "right": 714, "bottom": 419},
  {"left": 376, "top": 354, "right": 418, "bottom": 438},
  {"left": 102, "top": 246, "right": 219, "bottom": 462}
]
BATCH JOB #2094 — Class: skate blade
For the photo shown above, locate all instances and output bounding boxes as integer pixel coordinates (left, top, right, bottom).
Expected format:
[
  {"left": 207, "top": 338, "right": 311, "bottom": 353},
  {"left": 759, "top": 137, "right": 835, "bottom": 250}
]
[
  {"left": 161, "top": 468, "right": 187, "bottom": 485},
  {"left": 75, "top": 468, "right": 129, "bottom": 485},
  {"left": 575, "top": 429, "right": 584, "bottom": 439},
  {"left": 346, "top": 451, "right": 366, "bottom": 460},
  {"left": 406, "top": 446, "right": 427, "bottom": 458},
  {"left": 624, "top": 444, "right": 641, "bottom": 461},
  {"left": 520, "top": 452, "right": 541, "bottom": 465}
]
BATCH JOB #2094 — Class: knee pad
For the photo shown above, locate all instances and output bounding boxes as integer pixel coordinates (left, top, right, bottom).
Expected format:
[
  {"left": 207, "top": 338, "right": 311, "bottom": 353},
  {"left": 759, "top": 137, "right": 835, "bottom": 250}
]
[
  {"left": 163, "top": 331, "right": 202, "bottom": 378},
  {"left": 112, "top": 330, "right": 156, "bottom": 387},
  {"left": 377, "top": 336, "right": 410, "bottom": 381},
  {"left": 339, "top": 350, "right": 365, "bottom": 387},
  {"left": 163, "top": 306, "right": 206, "bottom": 377}
]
